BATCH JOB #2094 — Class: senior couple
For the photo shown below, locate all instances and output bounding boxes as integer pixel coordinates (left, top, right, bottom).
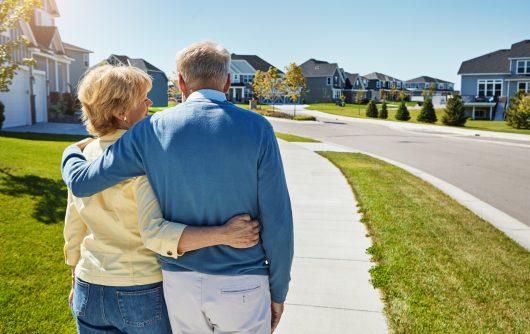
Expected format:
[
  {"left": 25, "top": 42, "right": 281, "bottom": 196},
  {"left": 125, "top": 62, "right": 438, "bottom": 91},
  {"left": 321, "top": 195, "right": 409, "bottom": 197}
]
[{"left": 62, "top": 41, "right": 293, "bottom": 334}]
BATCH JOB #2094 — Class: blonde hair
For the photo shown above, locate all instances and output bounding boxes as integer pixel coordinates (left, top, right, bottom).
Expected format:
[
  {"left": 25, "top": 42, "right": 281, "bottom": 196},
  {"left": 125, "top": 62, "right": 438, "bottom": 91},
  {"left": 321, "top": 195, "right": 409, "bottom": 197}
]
[
  {"left": 176, "top": 41, "right": 230, "bottom": 90},
  {"left": 77, "top": 64, "right": 152, "bottom": 137}
]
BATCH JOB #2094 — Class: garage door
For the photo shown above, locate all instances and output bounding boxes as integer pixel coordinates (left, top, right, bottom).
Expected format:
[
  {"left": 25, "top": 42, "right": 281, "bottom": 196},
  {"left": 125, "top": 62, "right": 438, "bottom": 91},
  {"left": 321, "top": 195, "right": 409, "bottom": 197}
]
[
  {"left": 34, "top": 71, "right": 47, "bottom": 123},
  {"left": 0, "top": 69, "right": 31, "bottom": 128}
]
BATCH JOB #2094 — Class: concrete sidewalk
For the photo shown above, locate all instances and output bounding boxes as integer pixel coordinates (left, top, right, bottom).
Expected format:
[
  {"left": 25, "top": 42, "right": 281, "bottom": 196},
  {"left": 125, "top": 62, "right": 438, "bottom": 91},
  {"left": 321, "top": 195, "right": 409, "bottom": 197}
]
[{"left": 275, "top": 140, "right": 388, "bottom": 333}]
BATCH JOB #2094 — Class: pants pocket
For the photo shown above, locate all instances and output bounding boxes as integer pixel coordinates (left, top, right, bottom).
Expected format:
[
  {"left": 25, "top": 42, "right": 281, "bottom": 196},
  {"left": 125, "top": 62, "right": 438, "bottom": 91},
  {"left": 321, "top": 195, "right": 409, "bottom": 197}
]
[
  {"left": 117, "top": 285, "right": 163, "bottom": 327},
  {"left": 72, "top": 278, "right": 90, "bottom": 318},
  {"left": 220, "top": 279, "right": 263, "bottom": 304}
]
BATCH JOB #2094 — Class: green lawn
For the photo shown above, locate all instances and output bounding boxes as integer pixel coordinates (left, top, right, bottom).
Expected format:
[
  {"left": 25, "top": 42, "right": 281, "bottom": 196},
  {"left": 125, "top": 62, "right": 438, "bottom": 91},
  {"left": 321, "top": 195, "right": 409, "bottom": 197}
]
[
  {"left": 275, "top": 132, "right": 320, "bottom": 142},
  {"left": 148, "top": 101, "right": 177, "bottom": 113},
  {"left": 307, "top": 103, "right": 530, "bottom": 135},
  {"left": 319, "top": 152, "right": 530, "bottom": 333},
  {"left": 0, "top": 132, "right": 86, "bottom": 333}
]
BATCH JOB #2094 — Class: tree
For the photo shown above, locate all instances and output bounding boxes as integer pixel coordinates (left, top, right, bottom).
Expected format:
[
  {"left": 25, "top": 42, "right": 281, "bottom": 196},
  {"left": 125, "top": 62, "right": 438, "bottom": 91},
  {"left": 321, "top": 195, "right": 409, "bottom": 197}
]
[
  {"left": 379, "top": 100, "right": 388, "bottom": 119},
  {"left": 0, "top": 101, "right": 5, "bottom": 129},
  {"left": 395, "top": 100, "right": 410, "bottom": 121},
  {"left": 505, "top": 90, "right": 530, "bottom": 129},
  {"left": 282, "top": 63, "right": 306, "bottom": 116},
  {"left": 251, "top": 70, "right": 268, "bottom": 104},
  {"left": 390, "top": 86, "right": 398, "bottom": 101},
  {"left": 417, "top": 98, "right": 437, "bottom": 123},
  {"left": 167, "top": 71, "right": 181, "bottom": 103},
  {"left": 355, "top": 90, "right": 365, "bottom": 104},
  {"left": 265, "top": 67, "right": 283, "bottom": 112},
  {"left": 441, "top": 94, "right": 467, "bottom": 126},
  {"left": 0, "top": 0, "right": 41, "bottom": 92},
  {"left": 366, "top": 99, "right": 378, "bottom": 118},
  {"left": 380, "top": 88, "right": 386, "bottom": 101}
]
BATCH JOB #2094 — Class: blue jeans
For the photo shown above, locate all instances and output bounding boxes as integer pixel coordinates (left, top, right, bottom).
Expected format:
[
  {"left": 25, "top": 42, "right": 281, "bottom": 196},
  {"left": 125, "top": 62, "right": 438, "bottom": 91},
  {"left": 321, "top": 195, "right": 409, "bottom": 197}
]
[{"left": 72, "top": 278, "right": 172, "bottom": 334}]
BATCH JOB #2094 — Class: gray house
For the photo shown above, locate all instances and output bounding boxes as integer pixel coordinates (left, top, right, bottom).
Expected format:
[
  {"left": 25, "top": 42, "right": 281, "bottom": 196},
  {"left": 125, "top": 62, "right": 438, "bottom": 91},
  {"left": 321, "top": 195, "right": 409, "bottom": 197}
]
[
  {"left": 404, "top": 76, "right": 454, "bottom": 96},
  {"left": 458, "top": 40, "right": 530, "bottom": 120},
  {"left": 363, "top": 72, "right": 404, "bottom": 101},
  {"left": 104, "top": 54, "right": 169, "bottom": 107},
  {"left": 229, "top": 54, "right": 283, "bottom": 103},
  {"left": 63, "top": 42, "right": 92, "bottom": 94},
  {"left": 343, "top": 72, "right": 368, "bottom": 103},
  {"left": 300, "top": 59, "right": 346, "bottom": 103}
]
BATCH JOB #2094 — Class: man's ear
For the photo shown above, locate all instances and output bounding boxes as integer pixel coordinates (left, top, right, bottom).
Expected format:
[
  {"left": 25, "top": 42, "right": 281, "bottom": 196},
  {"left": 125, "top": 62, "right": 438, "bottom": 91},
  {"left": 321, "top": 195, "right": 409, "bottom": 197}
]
[
  {"left": 178, "top": 73, "right": 188, "bottom": 98},
  {"left": 222, "top": 74, "right": 231, "bottom": 93}
]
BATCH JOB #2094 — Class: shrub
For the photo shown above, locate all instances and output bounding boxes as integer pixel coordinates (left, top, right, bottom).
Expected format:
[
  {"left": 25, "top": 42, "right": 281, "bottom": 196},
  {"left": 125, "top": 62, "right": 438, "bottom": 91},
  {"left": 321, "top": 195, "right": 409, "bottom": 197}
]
[
  {"left": 293, "top": 115, "right": 316, "bottom": 121},
  {"left": 379, "top": 100, "right": 388, "bottom": 119},
  {"left": 49, "top": 92, "right": 62, "bottom": 104},
  {"left": 0, "top": 101, "right": 5, "bottom": 129},
  {"left": 505, "top": 91, "right": 530, "bottom": 129},
  {"left": 442, "top": 95, "right": 467, "bottom": 126},
  {"left": 395, "top": 100, "right": 410, "bottom": 121},
  {"left": 366, "top": 100, "right": 378, "bottom": 118},
  {"left": 417, "top": 98, "right": 437, "bottom": 123}
]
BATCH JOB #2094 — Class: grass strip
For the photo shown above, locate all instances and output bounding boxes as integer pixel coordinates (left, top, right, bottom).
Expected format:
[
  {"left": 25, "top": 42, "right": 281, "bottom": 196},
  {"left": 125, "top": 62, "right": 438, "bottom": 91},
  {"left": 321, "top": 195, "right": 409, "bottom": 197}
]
[
  {"left": 275, "top": 132, "right": 320, "bottom": 143},
  {"left": 318, "top": 152, "right": 530, "bottom": 333}
]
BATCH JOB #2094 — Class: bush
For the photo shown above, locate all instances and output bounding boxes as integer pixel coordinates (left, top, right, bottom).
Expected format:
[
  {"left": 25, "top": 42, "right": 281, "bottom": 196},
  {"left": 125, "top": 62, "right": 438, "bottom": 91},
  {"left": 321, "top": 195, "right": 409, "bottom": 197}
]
[
  {"left": 293, "top": 115, "right": 316, "bottom": 121},
  {"left": 417, "top": 98, "right": 437, "bottom": 123},
  {"left": 505, "top": 91, "right": 530, "bottom": 129},
  {"left": 49, "top": 92, "right": 62, "bottom": 104},
  {"left": 366, "top": 100, "right": 378, "bottom": 118},
  {"left": 379, "top": 100, "right": 388, "bottom": 119},
  {"left": 442, "top": 95, "right": 467, "bottom": 126},
  {"left": 395, "top": 100, "right": 410, "bottom": 121},
  {"left": 0, "top": 101, "right": 5, "bottom": 129}
]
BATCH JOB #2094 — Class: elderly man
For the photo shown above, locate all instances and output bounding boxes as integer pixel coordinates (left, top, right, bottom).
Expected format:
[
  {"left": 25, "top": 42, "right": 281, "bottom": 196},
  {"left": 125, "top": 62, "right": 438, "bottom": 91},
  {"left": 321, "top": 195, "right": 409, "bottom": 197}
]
[{"left": 61, "top": 41, "right": 293, "bottom": 333}]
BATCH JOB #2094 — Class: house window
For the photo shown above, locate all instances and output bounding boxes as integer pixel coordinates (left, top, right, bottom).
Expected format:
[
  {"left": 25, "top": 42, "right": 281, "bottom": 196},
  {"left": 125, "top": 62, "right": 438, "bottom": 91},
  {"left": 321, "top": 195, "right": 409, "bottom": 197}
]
[
  {"left": 518, "top": 82, "right": 530, "bottom": 92},
  {"left": 83, "top": 54, "right": 89, "bottom": 68},
  {"left": 425, "top": 83, "right": 430, "bottom": 88},
  {"left": 327, "top": 77, "right": 331, "bottom": 85},
  {"left": 516, "top": 60, "right": 530, "bottom": 74},
  {"left": 315, "top": 65, "right": 320, "bottom": 70},
  {"left": 397, "top": 82, "right": 401, "bottom": 89},
  {"left": 477, "top": 79, "right": 503, "bottom": 97},
  {"left": 376, "top": 81, "right": 381, "bottom": 88},
  {"left": 438, "top": 83, "right": 445, "bottom": 90},
  {"left": 233, "top": 74, "right": 239, "bottom": 82}
]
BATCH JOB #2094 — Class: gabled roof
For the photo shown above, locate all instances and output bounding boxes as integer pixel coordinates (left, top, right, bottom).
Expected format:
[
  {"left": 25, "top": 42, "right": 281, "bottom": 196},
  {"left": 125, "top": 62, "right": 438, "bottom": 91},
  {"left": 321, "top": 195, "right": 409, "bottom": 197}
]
[
  {"left": 231, "top": 54, "right": 283, "bottom": 74},
  {"left": 105, "top": 55, "right": 168, "bottom": 80},
  {"left": 300, "top": 58, "right": 339, "bottom": 77},
  {"left": 45, "top": 0, "right": 60, "bottom": 17},
  {"left": 63, "top": 42, "right": 92, "bottom": 53},
  {"left": 363, "top": 72, "right": 402, "bottom": 82},
  {"left": 509, "top": 40, "right": 530, "bottom": 58},
  {"left": 345, "top": 72, "right": 360, "bottom": 83},
  {"left": 458, "top": 49, "right": 511, "bottom": 74},
  {"left": 405, "top": 76, "right": 453, "bottom": 84},
  {"left": 31, "top": 25, "right": 65, "bottom": 54}
]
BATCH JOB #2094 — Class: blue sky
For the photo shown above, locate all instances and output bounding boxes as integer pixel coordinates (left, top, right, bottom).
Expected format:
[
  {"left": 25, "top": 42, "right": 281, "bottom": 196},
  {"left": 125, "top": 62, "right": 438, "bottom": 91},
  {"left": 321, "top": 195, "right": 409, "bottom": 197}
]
[{"left": 55, "top": 0, "right": 530, "bottom": 89}]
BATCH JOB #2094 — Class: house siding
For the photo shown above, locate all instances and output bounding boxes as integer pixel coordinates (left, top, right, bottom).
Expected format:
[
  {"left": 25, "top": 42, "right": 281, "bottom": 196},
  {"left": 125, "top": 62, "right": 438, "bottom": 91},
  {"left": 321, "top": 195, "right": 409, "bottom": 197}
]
[
  {"left": 148, "top": 71, "right": 168, "bottom": 107},
  {"left": 66, "top": 49, "right": 89, "bottom": 94},
  {"left": 460, "top": 74, "right": 509, "bottom": 97},
  {"left": 304, "top": 77, "right": 332, "bottom": 103}
]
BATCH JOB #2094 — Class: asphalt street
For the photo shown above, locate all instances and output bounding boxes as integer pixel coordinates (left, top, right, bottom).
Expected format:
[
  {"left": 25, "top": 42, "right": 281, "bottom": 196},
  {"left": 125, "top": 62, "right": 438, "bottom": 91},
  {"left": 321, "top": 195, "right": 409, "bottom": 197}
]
[{"left": 268, "top": 107, "right": 530, "bottom": 226}]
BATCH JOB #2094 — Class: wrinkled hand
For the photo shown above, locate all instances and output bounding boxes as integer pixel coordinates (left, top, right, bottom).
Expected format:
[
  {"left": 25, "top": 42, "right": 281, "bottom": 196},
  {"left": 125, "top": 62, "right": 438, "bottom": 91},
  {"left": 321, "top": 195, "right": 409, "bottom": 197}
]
[
  {"left": 271, "top": 302, "right": 284, "bottom": 333},
  {"left": 221, "top": 214, "right": 260, "bottom": 248},
  {"left": 75, "top": 137, "right": 94, "bottom": 151}
]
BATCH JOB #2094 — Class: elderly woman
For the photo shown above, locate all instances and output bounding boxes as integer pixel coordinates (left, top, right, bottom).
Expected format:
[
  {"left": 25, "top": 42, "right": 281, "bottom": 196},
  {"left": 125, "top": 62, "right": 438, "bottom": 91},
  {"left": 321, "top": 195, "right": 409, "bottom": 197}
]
[{"left": 64, "top": 65, "right": 259, "bottom": 334}]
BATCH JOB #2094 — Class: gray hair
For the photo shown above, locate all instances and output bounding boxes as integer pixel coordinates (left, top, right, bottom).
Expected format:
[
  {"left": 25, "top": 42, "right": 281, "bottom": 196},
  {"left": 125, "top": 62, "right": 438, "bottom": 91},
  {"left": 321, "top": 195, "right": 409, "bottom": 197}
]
[{"left": 176, "top": 41, "right": 231, "bottom": 89}]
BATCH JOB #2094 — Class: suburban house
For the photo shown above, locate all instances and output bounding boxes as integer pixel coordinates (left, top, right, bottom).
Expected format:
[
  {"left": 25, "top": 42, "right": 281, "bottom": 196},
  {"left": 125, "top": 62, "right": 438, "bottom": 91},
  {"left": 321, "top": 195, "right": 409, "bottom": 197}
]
[
  {"left": 343, "top": 72, "right": 368, "bottom": 103},
  {"left": 0, "top": 0, "right": 90, "bottom": 128},
  {"left": 404, "top": 76, "right": 454, "bottom": 95},
  {"left": 362, "top": 72, "right": 404, "bottom": 101},
  {"left": 300, "top": 58, "right": 346, "bottom": 103},
  {"left": 63, "top": 43, "right": 92, "bottom": 94},
  {"left": 229, "top": 54, "right": 283, "bottom": 103},
  {"left": 104, "top": 55, "right": 168, "bottom": 107},
  {"left": 458, "top": 40, "right": 530, "bottom": 120}
]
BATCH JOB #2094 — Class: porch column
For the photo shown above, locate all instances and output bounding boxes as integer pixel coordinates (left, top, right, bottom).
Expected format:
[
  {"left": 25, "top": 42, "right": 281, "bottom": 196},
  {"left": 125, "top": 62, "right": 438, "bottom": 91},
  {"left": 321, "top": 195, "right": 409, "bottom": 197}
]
[
  {"left": 489, "top": 106, "right": 493, "bottom": 120},
  {"left": 232, "top": 88, "right": 236, "bottom": 100},
  {"left": 66, "top": 63, "right": 70, "bottom": 93},
  {"left": 472, "top": 106, "right": 475, "bottom": 120},
  {"left": 54, "top": 60, "right": 59, "bottom": 92},
  {"left": 242, "top": 87, "right": 245, "bottom": 101}
]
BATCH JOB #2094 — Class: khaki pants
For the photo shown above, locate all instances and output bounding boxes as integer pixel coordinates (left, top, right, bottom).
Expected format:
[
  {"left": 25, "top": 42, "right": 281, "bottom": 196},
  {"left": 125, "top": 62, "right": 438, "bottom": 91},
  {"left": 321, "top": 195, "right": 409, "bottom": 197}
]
[{"left": 162, "top": 271, "right": 271, "bottom": 334}]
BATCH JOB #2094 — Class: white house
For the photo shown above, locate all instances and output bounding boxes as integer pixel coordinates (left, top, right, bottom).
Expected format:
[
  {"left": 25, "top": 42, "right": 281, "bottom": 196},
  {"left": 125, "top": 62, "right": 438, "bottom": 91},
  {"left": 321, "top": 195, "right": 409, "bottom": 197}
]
[{"left": 0, "top": 0, "right": 90, "bottom": 128}]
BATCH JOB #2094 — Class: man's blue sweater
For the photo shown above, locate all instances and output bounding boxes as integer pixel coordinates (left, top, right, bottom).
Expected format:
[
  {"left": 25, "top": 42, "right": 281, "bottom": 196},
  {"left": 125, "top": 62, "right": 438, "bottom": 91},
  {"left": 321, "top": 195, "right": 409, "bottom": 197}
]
[{"left": 61, "top": 91, "right": 294, "bottom": 303}]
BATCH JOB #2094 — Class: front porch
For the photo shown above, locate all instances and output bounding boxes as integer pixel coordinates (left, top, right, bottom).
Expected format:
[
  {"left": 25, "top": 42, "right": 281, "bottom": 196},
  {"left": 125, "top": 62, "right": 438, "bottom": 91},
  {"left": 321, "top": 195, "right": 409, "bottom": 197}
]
[
  {"left": 227, "top": 85, "right": 249, "bottom": 103},
  {"left": 462, "top": 96, "right": 497, "bottom": 120}
]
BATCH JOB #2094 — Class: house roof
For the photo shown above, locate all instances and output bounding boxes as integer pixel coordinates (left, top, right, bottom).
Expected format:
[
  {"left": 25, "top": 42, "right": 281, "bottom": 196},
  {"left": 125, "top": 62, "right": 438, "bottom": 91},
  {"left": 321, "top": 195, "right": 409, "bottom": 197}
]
[
  {"left": 457, "top": 49, "right": 511, "bottom": 74},
  {"left": 345, "top": 72, "right": 360, "bottom": 83},
  {"left": 405, "top": 76, "right": 453, "bottom": 84},
  {"left": 230, "top": 59, "right": 256, "bottom": 74},
  {"left": 231, "top": 54, "right": 283, "bottom": 74},
  {"left": 31, "top": 26, "right": 57, "bottom": 49},
  {"left": 363, "top": 72, "right": 402, "bottom": 82},
  {"left": 63, "top": 42, "right": 92, "bottom": 53},
  {"left": 509, "top": 40, "right": 530, "bottom": 58},
  {"left": 105, "top": 55, "right": 168, "bottom": 80},
  {"left": 300, "top": 58, "right": 339, "bottom": 77}
]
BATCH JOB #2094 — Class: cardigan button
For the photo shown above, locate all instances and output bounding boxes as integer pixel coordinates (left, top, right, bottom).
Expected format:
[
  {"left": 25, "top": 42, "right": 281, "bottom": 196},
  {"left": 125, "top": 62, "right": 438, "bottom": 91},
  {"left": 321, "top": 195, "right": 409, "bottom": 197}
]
[{"left": 167, "top": 251, "right": 173, "bottom": 256}]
